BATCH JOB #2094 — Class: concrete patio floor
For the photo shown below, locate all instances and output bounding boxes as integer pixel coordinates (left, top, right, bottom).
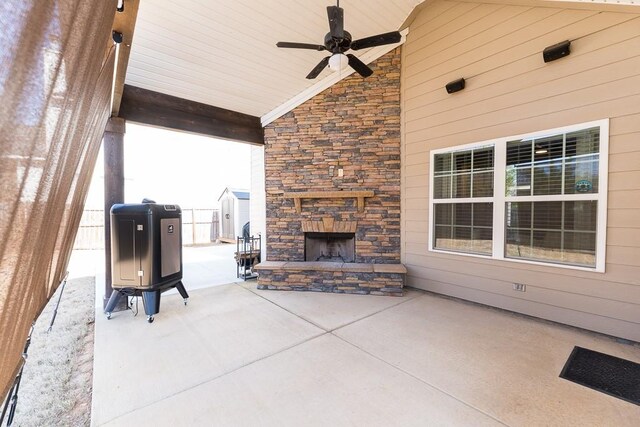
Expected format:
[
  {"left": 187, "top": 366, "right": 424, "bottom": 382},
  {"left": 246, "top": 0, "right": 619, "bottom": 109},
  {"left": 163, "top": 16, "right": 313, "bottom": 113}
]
[{"left": 91, "top": 281, "right": 640, "bottom": 426}]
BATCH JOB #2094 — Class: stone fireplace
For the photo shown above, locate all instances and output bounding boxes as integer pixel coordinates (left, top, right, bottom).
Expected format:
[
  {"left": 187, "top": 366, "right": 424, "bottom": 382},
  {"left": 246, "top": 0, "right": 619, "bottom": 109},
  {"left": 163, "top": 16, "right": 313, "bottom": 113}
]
[{"left": 255, "top": 48, "right": 406, "bottom": 296}]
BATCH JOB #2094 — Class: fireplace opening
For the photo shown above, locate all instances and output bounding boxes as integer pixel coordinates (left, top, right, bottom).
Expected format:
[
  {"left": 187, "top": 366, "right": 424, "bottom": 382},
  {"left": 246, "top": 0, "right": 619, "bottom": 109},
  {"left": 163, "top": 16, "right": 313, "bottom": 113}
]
[{"left": 304, "top": 232, "right": 355, "bottom": 263}]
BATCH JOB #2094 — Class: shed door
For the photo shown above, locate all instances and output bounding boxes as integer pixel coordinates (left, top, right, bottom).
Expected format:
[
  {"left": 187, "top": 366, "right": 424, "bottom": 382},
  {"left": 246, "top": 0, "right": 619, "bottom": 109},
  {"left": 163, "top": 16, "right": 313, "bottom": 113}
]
[{"left": 222, "top": 197, "right": 234, "bottom": 239}]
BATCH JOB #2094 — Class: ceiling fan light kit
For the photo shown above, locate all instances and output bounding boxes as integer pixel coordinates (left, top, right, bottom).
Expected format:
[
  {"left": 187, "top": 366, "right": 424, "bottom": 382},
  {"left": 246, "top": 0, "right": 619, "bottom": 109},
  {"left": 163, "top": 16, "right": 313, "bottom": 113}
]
[
  {"left": 276, "top": 1, "right": 401, "bottom": 79},
  {"left": 329, "top": 53, "right": 349, "bottom": 72}
]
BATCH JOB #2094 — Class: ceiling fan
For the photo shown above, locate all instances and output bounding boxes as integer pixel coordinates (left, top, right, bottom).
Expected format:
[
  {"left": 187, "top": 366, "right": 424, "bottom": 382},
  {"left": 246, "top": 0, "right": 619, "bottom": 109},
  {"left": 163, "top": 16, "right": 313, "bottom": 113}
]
[{"left": 276, "top": 1, "right": 401, "bottom": 79}]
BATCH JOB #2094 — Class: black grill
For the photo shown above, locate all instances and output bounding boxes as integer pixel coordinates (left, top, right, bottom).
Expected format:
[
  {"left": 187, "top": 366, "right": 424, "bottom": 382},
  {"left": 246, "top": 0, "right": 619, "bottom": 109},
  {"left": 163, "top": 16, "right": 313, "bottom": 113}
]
[{"left": 105, "top": 203, "right": 189, "bottom": 323}]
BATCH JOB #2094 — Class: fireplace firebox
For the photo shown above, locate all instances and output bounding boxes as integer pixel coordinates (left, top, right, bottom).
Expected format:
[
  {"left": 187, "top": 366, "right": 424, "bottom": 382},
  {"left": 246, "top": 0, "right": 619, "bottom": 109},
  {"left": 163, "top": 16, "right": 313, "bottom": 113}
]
[{"left": 304, "top": 232, "right": 355, "bottom": 263}]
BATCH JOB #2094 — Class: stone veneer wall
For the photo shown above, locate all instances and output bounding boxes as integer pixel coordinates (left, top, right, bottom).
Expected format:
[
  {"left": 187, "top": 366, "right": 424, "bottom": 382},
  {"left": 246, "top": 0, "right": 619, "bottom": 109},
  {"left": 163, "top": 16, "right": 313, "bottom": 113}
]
[{"left": 264, "top": 48, "right": 401, "bottom": 264}]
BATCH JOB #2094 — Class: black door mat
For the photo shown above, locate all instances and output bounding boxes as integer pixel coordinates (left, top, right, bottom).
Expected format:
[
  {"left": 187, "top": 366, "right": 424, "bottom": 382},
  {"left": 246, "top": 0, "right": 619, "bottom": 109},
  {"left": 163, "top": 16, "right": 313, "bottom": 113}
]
[{"left": 560, "top": 346, "right": 640, "bottom": 406}]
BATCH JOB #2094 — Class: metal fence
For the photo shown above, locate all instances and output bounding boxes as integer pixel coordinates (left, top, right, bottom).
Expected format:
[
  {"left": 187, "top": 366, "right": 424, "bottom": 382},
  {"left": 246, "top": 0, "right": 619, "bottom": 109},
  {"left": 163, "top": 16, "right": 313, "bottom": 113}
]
[{"left": 73, "top": 208, "right": 220, "bottom": 249}]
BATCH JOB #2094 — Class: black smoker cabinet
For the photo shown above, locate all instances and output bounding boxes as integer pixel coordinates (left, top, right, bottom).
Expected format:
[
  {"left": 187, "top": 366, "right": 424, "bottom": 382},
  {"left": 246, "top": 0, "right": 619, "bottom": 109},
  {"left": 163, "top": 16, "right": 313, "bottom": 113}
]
[{"left": 105, "top": 203, "right": 189, "bottom": 323}]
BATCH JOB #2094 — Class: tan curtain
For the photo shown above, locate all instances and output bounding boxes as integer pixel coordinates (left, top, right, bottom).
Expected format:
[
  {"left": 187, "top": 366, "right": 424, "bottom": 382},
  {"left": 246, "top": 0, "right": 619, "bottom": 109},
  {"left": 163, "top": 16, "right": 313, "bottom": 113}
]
[{"left": 0, "top": 0, "right": 117, "bottom": 399}]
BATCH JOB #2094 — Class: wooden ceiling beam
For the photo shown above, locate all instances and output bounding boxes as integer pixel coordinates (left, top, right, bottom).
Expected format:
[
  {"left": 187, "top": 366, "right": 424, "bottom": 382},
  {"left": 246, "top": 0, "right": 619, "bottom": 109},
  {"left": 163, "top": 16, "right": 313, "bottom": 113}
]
[
  {"left": 111, "top": 0, "right": 140, "bottom": 116},
  {"left": 119, "top": 84, "right": 265, "bottom": 145}
]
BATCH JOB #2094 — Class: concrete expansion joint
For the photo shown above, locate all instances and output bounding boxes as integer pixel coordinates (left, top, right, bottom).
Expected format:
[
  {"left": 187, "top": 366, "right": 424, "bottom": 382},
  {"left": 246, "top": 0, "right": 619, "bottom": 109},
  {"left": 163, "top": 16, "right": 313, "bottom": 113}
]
[
  {"left": 239, "top": 282, "right": 421, "bottom": 334},
  {"left": 102, "top": 325, "right": 327, "bottom": 426},
  {"left": 330, "top": 333, "right": 509, "bottom": 427},
  {"left": 327, "top": 292, "right": 421, "bottom": 334},
  {"left": 238, "top": 283, "right": 328, "bottom": 331}
]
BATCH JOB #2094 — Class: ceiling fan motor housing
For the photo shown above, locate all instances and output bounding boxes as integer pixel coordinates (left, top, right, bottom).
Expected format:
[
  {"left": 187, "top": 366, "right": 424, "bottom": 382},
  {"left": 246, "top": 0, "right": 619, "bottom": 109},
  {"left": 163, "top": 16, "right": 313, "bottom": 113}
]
[{"left": 324, "top": 31, "right": 352, "bottom": 53}]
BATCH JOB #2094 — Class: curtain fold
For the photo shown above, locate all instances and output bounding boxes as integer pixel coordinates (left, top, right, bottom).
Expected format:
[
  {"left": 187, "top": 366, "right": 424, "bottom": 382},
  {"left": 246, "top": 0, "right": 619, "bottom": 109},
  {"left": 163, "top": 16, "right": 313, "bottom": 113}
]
[{"left": 0, "top": 0, "right": 117, "bottom": 400}]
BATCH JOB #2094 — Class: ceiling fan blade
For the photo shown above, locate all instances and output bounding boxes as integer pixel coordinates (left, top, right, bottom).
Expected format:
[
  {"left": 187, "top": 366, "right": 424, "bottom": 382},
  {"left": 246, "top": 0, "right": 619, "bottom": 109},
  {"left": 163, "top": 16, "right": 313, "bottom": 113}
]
[
  {"left": 327, "top": 6, "right": 344, "bottom": 39},
  {"left": 350, "top": 31, "right": 401, "bottom": 50},
  {"left": 347, "top": 54, "right": 373, "bottom": 78},
  {"left": 306, "top": 56, "right": 330, "bottom": 79},
  {"left": 276, "top": 42, "right": 326, "bottom": 51}
]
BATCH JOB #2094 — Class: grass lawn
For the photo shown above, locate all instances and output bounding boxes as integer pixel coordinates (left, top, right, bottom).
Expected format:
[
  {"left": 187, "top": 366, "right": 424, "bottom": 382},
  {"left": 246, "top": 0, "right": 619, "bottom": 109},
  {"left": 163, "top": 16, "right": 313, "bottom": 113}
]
[{"left": 12, "top": 276, "right": 95, "bottom": 426}]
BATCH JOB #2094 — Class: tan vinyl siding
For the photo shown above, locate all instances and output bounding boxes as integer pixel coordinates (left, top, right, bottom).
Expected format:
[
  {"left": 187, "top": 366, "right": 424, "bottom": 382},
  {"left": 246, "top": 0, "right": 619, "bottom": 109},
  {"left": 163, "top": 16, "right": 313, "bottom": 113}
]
[{"left": 401, "top": 0, "right": 640, "bottom": 341}]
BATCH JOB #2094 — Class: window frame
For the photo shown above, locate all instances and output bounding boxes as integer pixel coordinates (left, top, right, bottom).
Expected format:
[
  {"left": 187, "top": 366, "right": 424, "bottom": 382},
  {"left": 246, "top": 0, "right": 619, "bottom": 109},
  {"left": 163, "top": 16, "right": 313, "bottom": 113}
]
[{"left": 428, "top": 119, "right": 609, "bottom": 272}]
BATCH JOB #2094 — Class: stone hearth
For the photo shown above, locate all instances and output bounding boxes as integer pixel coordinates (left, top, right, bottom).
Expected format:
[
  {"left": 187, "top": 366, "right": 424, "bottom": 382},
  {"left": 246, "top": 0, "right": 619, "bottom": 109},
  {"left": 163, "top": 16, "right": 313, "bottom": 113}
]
[
  {"left": 257, "top": 48, "right": 404, "bottom": 295},
  {"left": 255, "top": 261, "right": 405, "bottom": 296}
]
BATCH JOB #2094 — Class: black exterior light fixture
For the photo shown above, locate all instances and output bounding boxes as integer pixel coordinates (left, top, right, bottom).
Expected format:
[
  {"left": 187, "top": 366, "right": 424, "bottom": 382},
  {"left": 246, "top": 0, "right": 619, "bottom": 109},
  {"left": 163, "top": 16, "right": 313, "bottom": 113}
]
[
  {"left": 112, "top": 30, "right": 123, "bottom": 44},
  {"left": 543, "top": 40, "right": 571, "bottom": 63},
  {"left": 445, "top": 78, "right": 465, "bottom": 94}
]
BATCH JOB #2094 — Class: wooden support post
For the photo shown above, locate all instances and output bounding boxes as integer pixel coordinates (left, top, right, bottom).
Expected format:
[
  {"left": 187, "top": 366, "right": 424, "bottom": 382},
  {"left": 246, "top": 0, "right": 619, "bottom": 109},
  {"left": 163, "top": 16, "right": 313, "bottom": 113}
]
[{"left": 103, "top": 117, "right": 126, "bottom": 310}]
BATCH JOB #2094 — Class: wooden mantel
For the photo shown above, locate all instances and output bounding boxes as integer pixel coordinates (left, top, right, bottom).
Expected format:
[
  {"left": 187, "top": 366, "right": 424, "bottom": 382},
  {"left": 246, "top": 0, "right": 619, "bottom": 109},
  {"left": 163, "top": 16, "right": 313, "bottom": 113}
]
[{"left": 283, "top": 191, "right": 374, "bottom": 213}]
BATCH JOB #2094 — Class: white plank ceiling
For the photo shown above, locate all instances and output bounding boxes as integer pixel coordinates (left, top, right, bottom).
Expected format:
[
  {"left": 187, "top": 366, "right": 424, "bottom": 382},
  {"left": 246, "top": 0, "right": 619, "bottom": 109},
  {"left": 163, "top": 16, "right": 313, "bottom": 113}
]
[{"left": 125, "top": 0, "right": 423, "bottom": 119}]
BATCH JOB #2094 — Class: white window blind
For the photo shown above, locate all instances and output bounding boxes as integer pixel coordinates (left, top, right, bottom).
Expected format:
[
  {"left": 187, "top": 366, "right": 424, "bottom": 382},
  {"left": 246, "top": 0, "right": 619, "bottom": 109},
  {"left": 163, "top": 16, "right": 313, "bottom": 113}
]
[
  {"left": 505, "top": 127, "right": 600, "bottom": 267},
  {"left": 432, "top": 146, "right": 494, "bottom": 255}
]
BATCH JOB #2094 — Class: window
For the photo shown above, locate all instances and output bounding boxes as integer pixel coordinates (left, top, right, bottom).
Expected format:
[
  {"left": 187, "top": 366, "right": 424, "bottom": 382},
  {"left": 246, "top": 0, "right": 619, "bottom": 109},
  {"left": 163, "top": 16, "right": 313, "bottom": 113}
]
[
  {"left": 429, "top": 120, "right": 608, "bottom": 271},
  {"left": 432, "top": 146, "right": 494, "bottom": 255}
]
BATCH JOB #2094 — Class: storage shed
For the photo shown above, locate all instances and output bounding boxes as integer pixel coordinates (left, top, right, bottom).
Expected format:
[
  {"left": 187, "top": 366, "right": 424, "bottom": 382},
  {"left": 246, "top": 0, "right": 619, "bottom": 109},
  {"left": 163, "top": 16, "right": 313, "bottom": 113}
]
[{"left": 218, "top": 188, "right": 250, "bottom": 243}]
